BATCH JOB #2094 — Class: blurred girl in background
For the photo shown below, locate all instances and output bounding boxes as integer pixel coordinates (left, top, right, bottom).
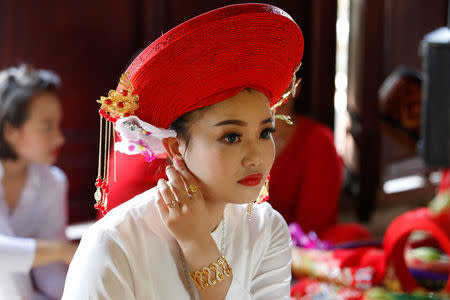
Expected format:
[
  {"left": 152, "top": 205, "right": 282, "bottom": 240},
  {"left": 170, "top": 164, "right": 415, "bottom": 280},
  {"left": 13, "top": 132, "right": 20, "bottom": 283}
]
[{"left": 0, "top": 65, "right": 77, "bottom": 299}]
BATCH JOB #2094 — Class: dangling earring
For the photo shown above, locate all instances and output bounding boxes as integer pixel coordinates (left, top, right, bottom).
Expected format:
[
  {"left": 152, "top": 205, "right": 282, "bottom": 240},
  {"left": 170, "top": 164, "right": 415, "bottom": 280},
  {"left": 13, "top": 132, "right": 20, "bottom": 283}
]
[
  {"left": 248, "top": 175, "right": 271, "bottom": 221},
  {"left": 256, "top": 175, "right": 270, "bottom": 204},
  {"left": 247, "top": 203, "right": 253, "bottom": 221}
]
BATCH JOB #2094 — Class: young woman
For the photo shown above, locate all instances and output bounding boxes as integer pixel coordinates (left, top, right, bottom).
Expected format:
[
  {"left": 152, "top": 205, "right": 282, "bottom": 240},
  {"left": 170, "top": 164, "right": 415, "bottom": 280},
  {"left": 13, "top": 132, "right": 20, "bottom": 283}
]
[
  {"left": 0, "top": 65, "right": 77, "bottom": 299},
  {"left": 62, "top": 3, "right": 303, "bottom": 299}
]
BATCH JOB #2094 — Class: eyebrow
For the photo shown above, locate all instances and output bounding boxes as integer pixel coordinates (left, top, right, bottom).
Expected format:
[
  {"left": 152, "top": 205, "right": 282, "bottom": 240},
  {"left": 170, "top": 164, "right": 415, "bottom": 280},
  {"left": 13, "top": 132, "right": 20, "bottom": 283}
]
[{"left": 213, "top": 117, "right": 273, "bottom": 127}]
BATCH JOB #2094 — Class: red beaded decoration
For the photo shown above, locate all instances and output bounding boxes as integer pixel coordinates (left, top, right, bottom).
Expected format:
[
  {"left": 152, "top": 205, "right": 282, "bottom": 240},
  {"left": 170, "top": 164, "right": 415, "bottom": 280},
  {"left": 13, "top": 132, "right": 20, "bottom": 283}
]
[
  {"left": 260, "top": 195, "right": 270, "bottom": 203},
  {"left": 256, "top": 175, "right": 270, "bottom": 204},
  {"left": 95, "top": 177, "right": 102, "bottom": 187},
  {"left": 94, "top": 72, "right": 139, "bottom": 216}
]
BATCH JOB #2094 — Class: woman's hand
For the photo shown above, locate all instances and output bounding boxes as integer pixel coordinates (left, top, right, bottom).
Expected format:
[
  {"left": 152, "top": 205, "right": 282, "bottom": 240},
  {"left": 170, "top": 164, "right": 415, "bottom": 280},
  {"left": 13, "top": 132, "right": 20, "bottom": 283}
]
[
  {"left": 155, "top": 155, "right": 213, "bottom": 252},
  {"left": 155, "top": 155, "right": 233, "bottom": 298},
  {"left": 33, "top": 240, "right": 78, "bottom": 267}
]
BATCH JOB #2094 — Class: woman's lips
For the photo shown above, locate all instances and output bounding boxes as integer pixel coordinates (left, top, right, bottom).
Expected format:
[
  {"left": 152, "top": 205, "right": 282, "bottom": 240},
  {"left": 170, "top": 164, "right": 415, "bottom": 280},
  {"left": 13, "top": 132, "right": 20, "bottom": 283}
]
[
  {"left": 238, "top": 173, "right": 263, "bottom": 186},
  {"left": 52, "top": 147, "right": 61, "bottom": 157}
]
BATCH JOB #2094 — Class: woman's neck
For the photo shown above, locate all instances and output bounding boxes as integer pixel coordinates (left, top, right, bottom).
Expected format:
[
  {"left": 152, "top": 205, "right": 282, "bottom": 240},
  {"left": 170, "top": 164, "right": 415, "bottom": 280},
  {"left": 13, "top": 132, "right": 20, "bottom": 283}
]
[
  {"left": 1, "top": 159, "right": 29, "bottom": 178},
  {"left": 204, "top": 200, "right": 227, "bottom": 233}
]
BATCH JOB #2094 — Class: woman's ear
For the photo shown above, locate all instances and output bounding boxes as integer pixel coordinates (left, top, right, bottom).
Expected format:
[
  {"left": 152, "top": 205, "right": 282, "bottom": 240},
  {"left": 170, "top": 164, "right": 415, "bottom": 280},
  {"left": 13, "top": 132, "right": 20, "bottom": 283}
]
[
  {"left": 3, "top": 122, "right": 18, "bottom": 146},
  {"left": 162, "top": 137, "right": 183, "bottom": 161}
]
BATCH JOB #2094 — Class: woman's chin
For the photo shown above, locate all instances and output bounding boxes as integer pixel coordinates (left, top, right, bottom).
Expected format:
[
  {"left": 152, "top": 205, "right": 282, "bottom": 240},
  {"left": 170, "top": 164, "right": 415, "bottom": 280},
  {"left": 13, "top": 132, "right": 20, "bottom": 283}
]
[
  {"left": 36, "top": 155, "right": 57, "bottom": 165},
  {"left": 227, "top": 192, "right": 260, "bottom": 205}
]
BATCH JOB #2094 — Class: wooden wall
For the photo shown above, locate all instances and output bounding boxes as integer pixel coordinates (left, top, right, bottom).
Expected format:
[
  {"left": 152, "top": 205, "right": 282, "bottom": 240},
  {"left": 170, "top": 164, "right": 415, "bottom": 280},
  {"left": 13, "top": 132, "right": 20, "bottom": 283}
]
[
  {"left": 0, "top": 0, "right": 337, "bottom": 223},
  {"left": 345, "top": 0, "right": 448, "bottom": 221}
]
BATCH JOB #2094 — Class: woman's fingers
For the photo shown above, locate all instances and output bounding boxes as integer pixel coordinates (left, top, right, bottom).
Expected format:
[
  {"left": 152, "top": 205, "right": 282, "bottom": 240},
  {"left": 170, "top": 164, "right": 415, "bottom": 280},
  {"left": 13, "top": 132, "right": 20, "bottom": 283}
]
[
  {"left": 165, "top": 165, "right": 189, "bottom": 204},
  {"left": 157, "top": 178, "right": 180, "bottom": 213},
  {"left": 155, "top": 189, "right": 169, "bottom": 219},
  {"left": 173, "top": 156, "right": 202, "bottom": 200}
]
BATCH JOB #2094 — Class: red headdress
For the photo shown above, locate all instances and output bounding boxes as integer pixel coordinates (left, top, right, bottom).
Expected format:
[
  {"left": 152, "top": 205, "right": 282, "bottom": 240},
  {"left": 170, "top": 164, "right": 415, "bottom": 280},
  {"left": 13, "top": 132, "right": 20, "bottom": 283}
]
[{"left": 94, "top": 3, "right": 304, "bottom": 214}]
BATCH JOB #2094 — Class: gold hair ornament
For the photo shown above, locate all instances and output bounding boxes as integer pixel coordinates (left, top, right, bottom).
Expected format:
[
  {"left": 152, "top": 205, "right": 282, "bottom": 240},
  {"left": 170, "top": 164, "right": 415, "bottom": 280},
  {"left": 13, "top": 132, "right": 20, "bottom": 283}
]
[
  {"left": 94, "top": 72, "right": 139, "bottom": 215},
  {"left": 271, "top": 75, "right": 302, "bottom": 116},
  {"left": 97, "top": 72, "right": 139, "bottom": 119},
  {"left": 271, "top": 77, "right": 302, "bottom": 125}
]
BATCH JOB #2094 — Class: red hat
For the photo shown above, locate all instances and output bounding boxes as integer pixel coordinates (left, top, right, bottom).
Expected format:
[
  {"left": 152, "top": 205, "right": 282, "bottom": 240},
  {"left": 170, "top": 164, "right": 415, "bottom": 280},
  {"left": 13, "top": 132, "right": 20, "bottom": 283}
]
[
  {"left": 120, "top": 3, "right": 303, "bottom": 129},
  {"left": 95, "top": 3, "right": 304, "bottom": 215}
]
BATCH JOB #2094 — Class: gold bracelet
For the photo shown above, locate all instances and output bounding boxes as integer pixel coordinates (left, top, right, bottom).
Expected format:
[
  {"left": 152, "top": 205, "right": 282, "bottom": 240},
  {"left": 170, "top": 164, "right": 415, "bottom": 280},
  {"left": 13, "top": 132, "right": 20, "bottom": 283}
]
[{"left": 189, "top": 255, "right": 232, "bottom": 291}]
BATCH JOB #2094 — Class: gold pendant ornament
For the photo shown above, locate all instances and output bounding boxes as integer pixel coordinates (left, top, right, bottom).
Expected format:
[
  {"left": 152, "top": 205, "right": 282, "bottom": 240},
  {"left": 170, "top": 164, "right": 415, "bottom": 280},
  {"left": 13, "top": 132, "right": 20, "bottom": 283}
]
[
  {"left": 247, "top": 175, "right": 272, "bottom": 221},
  {"left": 247, "top": 203, "right": 253, "bottom": 221},
  {"left": 94, "top": 72, "right": 139, "bottom": 215}
]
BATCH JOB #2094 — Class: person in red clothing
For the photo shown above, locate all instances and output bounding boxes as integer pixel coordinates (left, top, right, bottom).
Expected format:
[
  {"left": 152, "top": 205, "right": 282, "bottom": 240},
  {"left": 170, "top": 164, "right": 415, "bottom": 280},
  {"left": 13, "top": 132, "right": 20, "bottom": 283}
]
[{"left": 270, "top": 86, "right": 371, "bottom": 244}]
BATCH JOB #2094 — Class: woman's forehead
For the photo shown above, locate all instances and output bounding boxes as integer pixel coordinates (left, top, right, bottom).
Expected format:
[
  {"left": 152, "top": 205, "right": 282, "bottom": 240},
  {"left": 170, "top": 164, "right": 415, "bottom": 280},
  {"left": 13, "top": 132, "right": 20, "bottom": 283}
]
[
  {"left": 197, "top": 89, "right": 272, "bottom": 124},
  {"left": 28, "top": 93, "right": 61, "bottom": 118}
]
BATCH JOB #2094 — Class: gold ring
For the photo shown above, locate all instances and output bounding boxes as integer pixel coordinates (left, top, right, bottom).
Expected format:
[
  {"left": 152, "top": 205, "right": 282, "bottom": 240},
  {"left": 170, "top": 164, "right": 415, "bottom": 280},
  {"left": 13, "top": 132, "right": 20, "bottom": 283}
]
[
  {"left": 188, "top": 184, "right": 199, "bottom": 194},
  {"left": 167, "top": 200, "right": 177, "bottom": 208}
]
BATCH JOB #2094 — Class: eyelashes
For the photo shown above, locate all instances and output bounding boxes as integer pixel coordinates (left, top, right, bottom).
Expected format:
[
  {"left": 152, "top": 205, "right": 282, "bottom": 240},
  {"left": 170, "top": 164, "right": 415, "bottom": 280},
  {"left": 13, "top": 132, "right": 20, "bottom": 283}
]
[
  {"left": 222, "top": 133, "right": 241, "bottom": 144},
  {"left": 220, "top": 127, "right": 276, "bottom": 144},
  {"left": 260, "top": 127, "right": 275, "bottom": 139}
]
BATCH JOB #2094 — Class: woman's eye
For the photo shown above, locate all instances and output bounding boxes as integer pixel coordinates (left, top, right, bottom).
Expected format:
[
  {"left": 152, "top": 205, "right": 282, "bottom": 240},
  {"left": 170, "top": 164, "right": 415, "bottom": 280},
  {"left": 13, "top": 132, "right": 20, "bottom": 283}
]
[
  {"left": 223, "top": 133, "right": 241, "bottom": 144},
  {"left": 43, "top": 125, "right": 53, "bottom": 132},
  {"left": 260, "top": 128, "right": 275, "bottom": 139},
  {"left": 40, "top": 121, "right": 53, "bottom": 132}
]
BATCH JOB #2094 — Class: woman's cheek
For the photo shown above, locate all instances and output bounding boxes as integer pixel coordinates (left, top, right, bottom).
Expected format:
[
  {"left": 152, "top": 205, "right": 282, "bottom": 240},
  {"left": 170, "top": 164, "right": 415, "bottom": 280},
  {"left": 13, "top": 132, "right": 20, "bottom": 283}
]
[{"left": 263, "top": 139, "right": 276, "bottom": 168}]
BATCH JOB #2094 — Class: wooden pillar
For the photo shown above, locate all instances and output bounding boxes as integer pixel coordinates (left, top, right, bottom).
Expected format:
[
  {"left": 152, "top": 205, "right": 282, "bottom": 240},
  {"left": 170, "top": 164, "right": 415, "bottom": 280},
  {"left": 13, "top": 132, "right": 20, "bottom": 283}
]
[
  {"left": 346, "top": 0, "right": 384, "bottom": 221},
  {"left": 309, "top": 0, "right": 337, "bottom": 129}
]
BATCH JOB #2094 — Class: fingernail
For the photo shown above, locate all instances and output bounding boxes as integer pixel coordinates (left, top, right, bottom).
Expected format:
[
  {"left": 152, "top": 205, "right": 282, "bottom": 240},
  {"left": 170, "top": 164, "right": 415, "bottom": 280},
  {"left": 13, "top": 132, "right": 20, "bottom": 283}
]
[
  {"left": 173, "top": 155, "right": 182, "bottom": 167},
  {"left": 165, "top": 164, "right": 173, "bottom": 171}
]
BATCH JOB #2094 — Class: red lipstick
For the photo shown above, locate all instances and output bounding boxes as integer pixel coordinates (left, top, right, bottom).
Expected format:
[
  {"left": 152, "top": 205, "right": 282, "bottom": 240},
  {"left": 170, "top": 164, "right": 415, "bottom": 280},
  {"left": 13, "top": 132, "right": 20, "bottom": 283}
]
[
  {"left": 238, "top": 173, "right": 263, "bottom": 186},
  {"left": 52, "top": 147, "right": 61, "bottom": 157}
]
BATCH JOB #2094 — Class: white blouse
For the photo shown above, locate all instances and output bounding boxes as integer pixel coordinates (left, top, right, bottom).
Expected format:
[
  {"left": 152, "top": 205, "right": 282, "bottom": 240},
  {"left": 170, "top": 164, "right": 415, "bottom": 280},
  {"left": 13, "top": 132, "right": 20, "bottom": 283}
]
[
  {"left": 0, "top": 162, "right": 68, "bottom": 300},
  {"left": 62, "top": 188, "right": 292, "bottom": 299}
]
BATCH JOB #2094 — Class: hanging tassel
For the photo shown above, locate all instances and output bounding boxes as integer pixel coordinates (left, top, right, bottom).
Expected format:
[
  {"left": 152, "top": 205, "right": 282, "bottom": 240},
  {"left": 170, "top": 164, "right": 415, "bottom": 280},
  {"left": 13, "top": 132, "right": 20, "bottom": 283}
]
[
  {"left": 94, "top": 112, "right": 113, "bottom": 216},
  {"left": 94, "top": 72, "right": 139, "bottom": 215}
]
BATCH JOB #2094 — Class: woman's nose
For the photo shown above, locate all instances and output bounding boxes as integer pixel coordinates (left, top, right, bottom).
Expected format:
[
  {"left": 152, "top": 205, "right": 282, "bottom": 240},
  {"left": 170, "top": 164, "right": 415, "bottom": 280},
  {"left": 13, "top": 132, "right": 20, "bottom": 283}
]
[{"left": 242, "top": 141, "right": 263, "bottom": 168}]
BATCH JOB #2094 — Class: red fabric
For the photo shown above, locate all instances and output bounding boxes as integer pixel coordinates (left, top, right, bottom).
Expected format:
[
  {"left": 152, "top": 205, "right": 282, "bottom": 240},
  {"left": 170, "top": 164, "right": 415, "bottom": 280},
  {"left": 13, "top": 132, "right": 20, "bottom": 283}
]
[
  {"left": 383, "top": 207, "right": 450, "bottom": 292},
  {"left": 270, "top": 116, "right": 368, "bottom": 242},
  {"left": 291, "top": 247, "right": 386, "bottom": 288},
  {"left": 291, "top": 278, "right": 365, "bottom": 300},
  {"left": 100, "top": 152, "right": 166, "bottom": 215},
  {"left": 122, "top": 3, "right": 304, "bottom": 129},
  {"left": 439, "top": 169, "right": 450, "bottom": 193},
  {"left": 333, "top": 247, "right": 387, "bottom": 286},
  {"left": 320, "top": 223, "right": 373, "bottom": 245}
]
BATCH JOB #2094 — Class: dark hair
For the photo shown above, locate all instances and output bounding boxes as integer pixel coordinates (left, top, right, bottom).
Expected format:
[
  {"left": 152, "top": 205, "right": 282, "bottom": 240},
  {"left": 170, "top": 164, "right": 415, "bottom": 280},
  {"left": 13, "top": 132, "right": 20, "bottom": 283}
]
[
  {"left": 0, "top": 65, "right": 61, "bottom": 160},
  {"left": 169, "top": 107, "right": 207, "bottom": 151}
]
